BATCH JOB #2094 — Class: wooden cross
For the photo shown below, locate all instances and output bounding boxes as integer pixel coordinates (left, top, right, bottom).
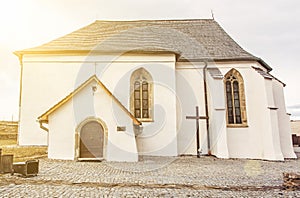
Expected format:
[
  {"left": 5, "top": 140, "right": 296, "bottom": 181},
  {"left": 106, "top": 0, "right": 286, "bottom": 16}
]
[{"left": 186, "top": 106, "right": 208, "bottom": 158}]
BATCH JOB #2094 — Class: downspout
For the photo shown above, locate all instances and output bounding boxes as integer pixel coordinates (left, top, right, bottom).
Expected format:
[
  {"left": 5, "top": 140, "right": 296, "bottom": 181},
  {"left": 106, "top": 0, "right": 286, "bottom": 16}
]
[
  {"left": 38, "top": 119, "right": 49, "bottom": 147},
  {"left": 17, "top": 54, "right": 23, "bottom": 145},
  {"left": 203, "top": 61, "right": 211, "bottom": 155}
]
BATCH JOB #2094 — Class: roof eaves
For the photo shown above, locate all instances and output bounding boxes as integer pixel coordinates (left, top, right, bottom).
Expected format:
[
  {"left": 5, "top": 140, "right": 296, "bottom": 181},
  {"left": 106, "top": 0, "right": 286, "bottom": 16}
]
[
  {"left": 178, "top": 57, "right": 273, "bottom": 71},
  {"left": 14, "top": 49, "right": 93, "bottom": 58},
  {"left": 269, "top": 73, "right": 286, "bottom": 87},
  {"left": 255, "top": 57, "right": 272, "bottom": 72},
  {"left": 252, "top": 66, "right": 286, "bottom": 87}
]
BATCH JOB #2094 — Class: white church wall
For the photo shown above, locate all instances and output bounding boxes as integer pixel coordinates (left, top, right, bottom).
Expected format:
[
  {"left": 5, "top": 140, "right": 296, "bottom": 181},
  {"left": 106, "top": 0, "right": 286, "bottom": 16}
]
[
  {"left": 216, "top": 65, "right": 250, "bottom": 158},
  {"left": 243, "top": 67, "right": 273, "bottom": 159},
  {"left": 19, "top": 57, "right": 92, "bottom": 145},
  {"left": 175, "top": 62, "right": 207, "bottom": 155},
  {"left": 96, "top": 54, "right": 178, "bottom": 156},
  {"left": 137, "top": 83, "right": 178, "bottom": 156},
  {"left": 91, "top": 81, "right": 138, "bottom": 162},
  {"left": 48, "top": 80, "right": 138, "bottom": 161},
  {"left": 48, "top": 100, "right": 75, "bottom": 160},
  {"left": 19, "top": 54, "right": 175, "bottom": 150},
  {"left": 175, "top": 61, "right": 275, "bottom": 158},
  {"left": 20, "top": 53, "right": 294, "bottom": 161},
  {"left": 19, "top": 53, "right": 178, "bottom": 159},
  {"left": 272, "top": 80, "right": 296, "bottom": 158},
  {"left": 206, "top": 66, "right": 229, "bottom": 158},
  {"left": 19, "top": 54, "right": 111, "bottom": 146},
  {"left": 218, "top": 62, "right": 285, "bottom": 160},
  {"left": 262, "top": 78, "right": 283, "bottom": 160}
]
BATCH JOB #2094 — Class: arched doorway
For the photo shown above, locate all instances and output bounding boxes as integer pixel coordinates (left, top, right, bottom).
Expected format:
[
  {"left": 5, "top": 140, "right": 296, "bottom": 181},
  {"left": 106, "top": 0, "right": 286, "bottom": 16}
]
[{"left": 79, "top": 121, "right": 104, "bottom": 159}]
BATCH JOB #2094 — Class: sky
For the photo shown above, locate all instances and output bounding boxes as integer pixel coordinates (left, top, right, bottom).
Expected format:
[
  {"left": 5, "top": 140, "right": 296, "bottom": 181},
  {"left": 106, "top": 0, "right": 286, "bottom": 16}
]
[{"left": 0, "top": 0, "right": 299, "bottom": 120}]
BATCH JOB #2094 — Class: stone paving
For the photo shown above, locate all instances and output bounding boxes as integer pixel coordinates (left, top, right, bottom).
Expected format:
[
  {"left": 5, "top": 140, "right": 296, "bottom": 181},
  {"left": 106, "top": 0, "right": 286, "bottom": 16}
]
[{"left": 0, "top": 155, "right": 300, "bottom": 197}]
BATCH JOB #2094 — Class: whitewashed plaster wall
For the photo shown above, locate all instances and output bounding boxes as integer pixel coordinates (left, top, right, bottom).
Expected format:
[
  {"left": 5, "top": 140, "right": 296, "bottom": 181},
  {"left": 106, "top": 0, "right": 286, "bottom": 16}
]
[
  {"left": 272, "top": 80, "right": 296, "bottom": 158},
  {"left": 96, "top": 55, "right": 178, "bottom": 156},
  {"left": 176, "top": 62, "right": 207, "bottom": 155},
  {"left": 20, "top": 53, "right": 178, "bottom": 157},
  {"left": 206, "top": 67, "right": 229, "bottom": 158},
  {"left": 263, "top": 78, "right": 283, "bottom": 160},
  {"left": 48, "top": 80, "right": 138, "bottom": 161},
  {"left": 220, "top": 63, "right": 272, "bottom": 159},
  {"left": 217, "top": 62, "right": 291, "bottom": 160},
  {"left": 19, "top": 59, "right": 85, "bottom": 145},
  {"left": 19, "top": 54, "right": 294, "bottom": 161},
  {"left": 48, "top": 99, "right": 76, "bottom": 160},
  {"left": 176, "top": 60, "right": 293, "bottom": 161}
]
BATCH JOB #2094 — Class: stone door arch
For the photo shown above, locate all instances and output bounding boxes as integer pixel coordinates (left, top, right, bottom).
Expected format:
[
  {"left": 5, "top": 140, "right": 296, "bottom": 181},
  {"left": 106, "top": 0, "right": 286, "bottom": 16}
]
[{"left": 76, "top": 117, "right": 107, "bottom": 160}]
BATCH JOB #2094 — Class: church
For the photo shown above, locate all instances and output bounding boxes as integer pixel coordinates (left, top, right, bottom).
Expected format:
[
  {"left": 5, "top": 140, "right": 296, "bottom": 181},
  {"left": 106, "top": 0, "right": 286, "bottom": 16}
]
[{"left": 14, "top": 19, "right": 296, "bottom": 161}]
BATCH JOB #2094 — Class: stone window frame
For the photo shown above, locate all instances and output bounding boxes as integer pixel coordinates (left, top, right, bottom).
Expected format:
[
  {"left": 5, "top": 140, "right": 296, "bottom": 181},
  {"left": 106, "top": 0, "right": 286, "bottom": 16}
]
[
  {"left": 130, "top": 67, "right": 153, "bottom": 122},
  {"left": 224, "top": 69, "right": 248, "bottom": 128}
]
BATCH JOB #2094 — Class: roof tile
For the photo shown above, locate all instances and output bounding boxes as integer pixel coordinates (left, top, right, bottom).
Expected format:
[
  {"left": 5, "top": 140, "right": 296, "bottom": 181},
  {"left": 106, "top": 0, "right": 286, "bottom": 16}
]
[{"left": 16, "top": 19, "right": 271, "bottom": 70}]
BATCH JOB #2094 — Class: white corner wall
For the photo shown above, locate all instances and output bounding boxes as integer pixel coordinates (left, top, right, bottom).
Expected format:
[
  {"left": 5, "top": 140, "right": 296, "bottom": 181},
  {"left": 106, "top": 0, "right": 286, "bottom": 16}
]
[
  {"left": 220, "top": 65, "right": 264, "bottom": 159},
  {"left": 262, "top": 78, "right": 283, "bottom": 160},
  {"left": 219, "top": 62, "right": 286, "bottom": 160},
  {"left": 272, "top": 80, "right": 296, "bottom": 158}
]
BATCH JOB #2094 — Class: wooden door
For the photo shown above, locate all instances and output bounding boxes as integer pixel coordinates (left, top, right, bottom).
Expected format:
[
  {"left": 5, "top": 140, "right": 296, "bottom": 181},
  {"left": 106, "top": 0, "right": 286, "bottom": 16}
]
[{"left": 80, "top": 121, "right": 104, "bottom": 158}]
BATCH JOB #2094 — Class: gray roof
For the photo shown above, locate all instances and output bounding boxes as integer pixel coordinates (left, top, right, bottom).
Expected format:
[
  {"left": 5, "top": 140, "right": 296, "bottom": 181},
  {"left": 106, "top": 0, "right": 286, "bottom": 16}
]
[
  {"left": 252, "top": 66, "right": 285, "bottom": 86},
  {"left": 15, "top": 19, "right": 272, "bottom": 71}
]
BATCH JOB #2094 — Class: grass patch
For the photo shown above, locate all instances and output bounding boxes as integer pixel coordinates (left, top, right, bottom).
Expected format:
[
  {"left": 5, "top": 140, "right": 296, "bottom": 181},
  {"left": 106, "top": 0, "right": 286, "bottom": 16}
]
[
  {"left": 1, "top": 125, "right": 47, "bottom": 162},
  {"left": 0, "top": 139, "right": 17, "bottom": 146},
  {"left": 0, "top": 133, "right": 17, "bottom": 140},
  {"left": 0, "top": 122, "right": 18, "bottom": 145},
  {"left": 1, "top": 146, "right": 47, "bottom": 162}
]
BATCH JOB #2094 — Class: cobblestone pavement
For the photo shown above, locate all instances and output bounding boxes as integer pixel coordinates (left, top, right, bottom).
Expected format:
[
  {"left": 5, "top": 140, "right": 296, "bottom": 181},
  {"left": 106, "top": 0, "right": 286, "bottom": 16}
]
[{"left": 0, "top": 155, "right": 300, "bottom": 197}]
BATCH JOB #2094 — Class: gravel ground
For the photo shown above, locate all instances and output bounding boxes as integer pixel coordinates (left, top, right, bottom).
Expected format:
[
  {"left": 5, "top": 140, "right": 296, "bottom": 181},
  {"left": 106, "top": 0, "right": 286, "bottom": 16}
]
[{"left": 0, "top": 155, "right": 300, "bottom": 197}]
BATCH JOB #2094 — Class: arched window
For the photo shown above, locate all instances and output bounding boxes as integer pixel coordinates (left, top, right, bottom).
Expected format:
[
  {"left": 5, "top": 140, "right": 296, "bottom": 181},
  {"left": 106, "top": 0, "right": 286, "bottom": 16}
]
[
  {"left": 224, "top": 69, "right": 247, "bottom": 126},
  {"left": 130, "top": 68, "right": 153, "bottom": 121}
]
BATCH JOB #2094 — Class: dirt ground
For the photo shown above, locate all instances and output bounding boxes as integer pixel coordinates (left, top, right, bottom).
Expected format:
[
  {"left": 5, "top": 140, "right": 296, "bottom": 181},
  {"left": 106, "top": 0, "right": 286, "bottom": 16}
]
[{"left": 0, "top": 122, "right": 47, "bottom": 162}]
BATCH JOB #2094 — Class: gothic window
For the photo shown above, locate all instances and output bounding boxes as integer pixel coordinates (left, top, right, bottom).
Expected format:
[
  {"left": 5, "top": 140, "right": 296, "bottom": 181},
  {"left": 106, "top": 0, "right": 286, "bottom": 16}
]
[
  {"left": 130, "top": 68, "right": 153, "bottom": 121},
  {"left": 224, "top": 69, "right": 247, "bottom": 126}
]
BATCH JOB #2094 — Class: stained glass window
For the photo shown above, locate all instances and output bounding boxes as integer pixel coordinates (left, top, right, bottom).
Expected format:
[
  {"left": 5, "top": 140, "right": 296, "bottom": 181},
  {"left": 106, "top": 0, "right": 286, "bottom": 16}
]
[
  {"left": 224, "top": 69, "right": 246, "bottom": 125},
  {"left": 131, "top": 68, "right": 153, "bottom": 121}
]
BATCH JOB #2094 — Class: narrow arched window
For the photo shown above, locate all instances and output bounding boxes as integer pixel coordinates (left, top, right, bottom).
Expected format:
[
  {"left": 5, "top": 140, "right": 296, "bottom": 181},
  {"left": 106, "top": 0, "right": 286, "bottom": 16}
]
[
  {"left": 224, "top": 69, "right": 247, "bottom": 126},
  {"left": 130, "top": 68, "right": 153, "bottom": 121}
]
